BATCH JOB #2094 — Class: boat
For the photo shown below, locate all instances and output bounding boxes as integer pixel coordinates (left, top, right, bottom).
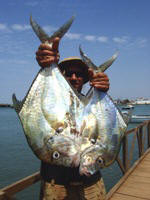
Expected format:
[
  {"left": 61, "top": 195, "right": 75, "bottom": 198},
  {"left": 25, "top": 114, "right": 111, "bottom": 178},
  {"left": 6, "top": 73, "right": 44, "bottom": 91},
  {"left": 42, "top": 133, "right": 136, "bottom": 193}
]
[
  {"left": 133, "top": 98, "right": 150, "bottom": 105},
  {"left": 131, "top": 115, "right": 150, "bottom": 123},
  {"left": 120, "top": 105, "right": 134, "bottom": 123},
  {"left": 122, "top": 104, "right": 134, "bottom": 110}
]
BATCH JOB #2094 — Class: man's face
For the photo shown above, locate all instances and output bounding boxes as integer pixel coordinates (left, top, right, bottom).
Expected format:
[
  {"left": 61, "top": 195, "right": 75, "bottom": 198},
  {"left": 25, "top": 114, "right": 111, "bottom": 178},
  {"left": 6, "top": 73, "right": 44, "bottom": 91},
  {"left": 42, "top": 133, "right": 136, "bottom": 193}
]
[{"left": 62, "top": 65, "right": 86, "bottom": 92}]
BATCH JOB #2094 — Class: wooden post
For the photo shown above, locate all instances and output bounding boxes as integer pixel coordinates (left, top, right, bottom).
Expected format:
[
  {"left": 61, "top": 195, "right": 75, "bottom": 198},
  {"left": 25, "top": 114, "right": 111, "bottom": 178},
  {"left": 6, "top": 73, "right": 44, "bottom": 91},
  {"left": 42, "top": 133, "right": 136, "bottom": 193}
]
[
  {"left": 137, "top": 126, "right": 143, "bottom": 157},
  {"left": 147, "top": 122, "right": 150, "bottom": 148},
  {"left": 0, "top": 191, "right": 16, "bottom": 200},
  {"left": 0, "top": 191, "right": 5, "bottom": 200},
  {"left": 122, "top": 135, "right": 128, "bottom": 172}
]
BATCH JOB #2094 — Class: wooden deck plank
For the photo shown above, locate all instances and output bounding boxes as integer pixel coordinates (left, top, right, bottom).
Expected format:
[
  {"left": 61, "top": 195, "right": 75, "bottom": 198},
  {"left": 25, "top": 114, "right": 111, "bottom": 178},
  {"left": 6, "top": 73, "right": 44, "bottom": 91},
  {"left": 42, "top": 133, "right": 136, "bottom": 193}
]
[
  {"left": 109, "top": 193, "right": 145, "bottom": 200},
  {"left": 117, "top": 175, "right": 150, "bottom": 199},
  {"left": 144, "top": 152, "right": 150, "bottom": 159},
  {"left": 130, "top": 159, "right": 150, "bottom": 178},
  {"left": 117, "top": 152, "right": 150, "bottom": 199},
  {"left": 132, "top": 171, "right": 150, "bottom": 178},
  {"left": 107, "top": 149, "right": 150, "bottom": 200}
]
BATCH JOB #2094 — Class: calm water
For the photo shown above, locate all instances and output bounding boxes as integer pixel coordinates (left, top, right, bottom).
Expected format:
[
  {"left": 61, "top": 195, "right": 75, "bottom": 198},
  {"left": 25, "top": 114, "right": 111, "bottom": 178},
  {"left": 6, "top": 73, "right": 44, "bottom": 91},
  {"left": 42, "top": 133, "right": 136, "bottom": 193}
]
[{"left": 0, "top": 105, "right": 150, "bottom": 199}]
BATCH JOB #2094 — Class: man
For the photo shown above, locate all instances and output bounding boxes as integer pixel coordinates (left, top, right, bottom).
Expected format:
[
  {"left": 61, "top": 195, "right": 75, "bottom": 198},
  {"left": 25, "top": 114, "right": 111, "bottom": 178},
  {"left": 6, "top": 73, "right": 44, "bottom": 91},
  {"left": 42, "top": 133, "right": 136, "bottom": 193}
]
[
  {"left": 36, "top": 37, "right": 109, "bottom": 93},
  {"left": 36, "top": 37, "right": 109, "bottom": 200}
]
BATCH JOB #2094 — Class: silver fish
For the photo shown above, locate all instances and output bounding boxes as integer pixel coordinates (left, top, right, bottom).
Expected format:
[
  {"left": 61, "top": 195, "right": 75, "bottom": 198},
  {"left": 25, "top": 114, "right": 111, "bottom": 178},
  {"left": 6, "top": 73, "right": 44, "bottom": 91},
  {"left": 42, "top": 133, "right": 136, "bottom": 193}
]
[
  {"left": 79, "top": 47, "right": 127, "bottom": 176},
  {"left": 44, "top": 134, "right": 80, "bottom": 167},
  {"left": 12, "top": 16, "right": 87, "bottom": 167}
]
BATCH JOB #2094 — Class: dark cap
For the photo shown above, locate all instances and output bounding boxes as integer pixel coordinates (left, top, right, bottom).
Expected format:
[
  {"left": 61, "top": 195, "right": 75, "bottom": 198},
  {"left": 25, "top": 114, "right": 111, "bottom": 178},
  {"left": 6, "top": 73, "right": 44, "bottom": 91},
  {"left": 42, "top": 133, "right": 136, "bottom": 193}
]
[{"left": 58, "top": 57, "right": 89, "bottom": 83}]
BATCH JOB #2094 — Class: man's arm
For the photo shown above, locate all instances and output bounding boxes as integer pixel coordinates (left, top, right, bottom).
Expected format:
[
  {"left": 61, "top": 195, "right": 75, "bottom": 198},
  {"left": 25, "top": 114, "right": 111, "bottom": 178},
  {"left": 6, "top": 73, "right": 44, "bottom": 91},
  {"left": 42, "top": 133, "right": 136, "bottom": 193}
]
[
  {"left": 36, "top": 38, "right": 110, "bottom": 92},
  {"left": 88, "top": 68, "right": 110, "bottom": 92},
  {"left": 36, "top": 37, "right": 60, "bottom": 68}
]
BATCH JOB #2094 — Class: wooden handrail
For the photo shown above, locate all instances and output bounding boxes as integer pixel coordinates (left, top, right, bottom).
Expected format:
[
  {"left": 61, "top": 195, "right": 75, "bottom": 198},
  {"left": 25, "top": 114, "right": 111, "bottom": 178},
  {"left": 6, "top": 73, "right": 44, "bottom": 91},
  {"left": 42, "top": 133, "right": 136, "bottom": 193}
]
[
  {"left": 1, "top": 120, "right": 150, "bottom": 199},
  {"left": 0, "top": 172, "right": 41, "bottom": 199},
  {"left": 116, "top": 120, "right": 150, "bottom": 173}
]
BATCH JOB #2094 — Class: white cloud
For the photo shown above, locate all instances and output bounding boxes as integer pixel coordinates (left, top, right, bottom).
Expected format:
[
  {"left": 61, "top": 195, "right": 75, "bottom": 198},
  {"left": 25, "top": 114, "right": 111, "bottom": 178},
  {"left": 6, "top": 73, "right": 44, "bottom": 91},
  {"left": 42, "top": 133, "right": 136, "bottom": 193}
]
[
  {"left": 0, "top": 24, "right": 10, "bottom": 32},
  {"left": 97, "top": 36, "right": 108, "bottom": 43},
  {"left": 113, "top": 36, "right": 129, "bottom": 44},
  {"left": 0, "top": 24, "right": 7, "bottom": 30},
  {"left": 137, "top": 38, "right": 148, "bottom": 48},
  {"left": 11, "top": 24, "right": 31, "bottom": 31},
  {"left": 66, "top": 33, "right": 81, "bottom": 40},
  {"left": 25, "top": 1, "right": 38, "bottom": 6},
  {"left": 84, "top": 35, "right": 96, "bottom": 41},
  {"left": 114, "top": 37, "right": 148, "bottom": 49}
]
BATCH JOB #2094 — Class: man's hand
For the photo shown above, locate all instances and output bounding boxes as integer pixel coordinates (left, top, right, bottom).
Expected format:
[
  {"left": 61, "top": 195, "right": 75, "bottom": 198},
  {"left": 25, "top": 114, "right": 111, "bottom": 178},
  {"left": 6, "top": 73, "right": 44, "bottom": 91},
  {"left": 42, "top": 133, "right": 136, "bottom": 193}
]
[
  {"left": 88, "top": 69, "right": 110, "bottom": 92},
  {"left": 36, "top": 37, "right": 60, "bottom": 68}
]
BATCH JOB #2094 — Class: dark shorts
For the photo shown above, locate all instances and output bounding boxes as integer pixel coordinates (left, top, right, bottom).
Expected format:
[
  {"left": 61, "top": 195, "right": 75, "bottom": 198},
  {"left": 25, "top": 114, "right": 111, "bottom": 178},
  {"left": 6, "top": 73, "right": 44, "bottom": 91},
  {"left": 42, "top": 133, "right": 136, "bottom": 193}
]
[{"left": 40, "top": 162, "right": 102, "bottom": 185}]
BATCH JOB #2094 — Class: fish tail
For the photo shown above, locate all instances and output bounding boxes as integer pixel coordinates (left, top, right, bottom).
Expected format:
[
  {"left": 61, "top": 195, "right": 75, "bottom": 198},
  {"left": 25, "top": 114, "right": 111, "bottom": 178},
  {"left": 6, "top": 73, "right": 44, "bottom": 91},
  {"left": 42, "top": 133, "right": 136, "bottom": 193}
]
[
  {"left": 79, "top": 45, "right": 97, "bottom": 71},
  {"left": 12, "top": 93, "right": 23, "bottom": 113},
  {"left": 30, "top": 15, "right": 75, "bottom": 43},
  {"left": 98, "top": 52, "right": 119, "bottom": 72},
  {"left": 79, "top": 45, "right": 118, "bottom": 73},
  {"left": 30, "top": 15, "right": 49, "bottom": 43}
]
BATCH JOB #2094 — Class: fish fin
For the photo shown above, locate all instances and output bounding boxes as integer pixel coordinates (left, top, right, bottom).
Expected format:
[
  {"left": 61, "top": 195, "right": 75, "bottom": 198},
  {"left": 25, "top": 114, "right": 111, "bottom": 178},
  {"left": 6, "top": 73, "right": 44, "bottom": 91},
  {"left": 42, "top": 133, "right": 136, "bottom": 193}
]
[
  {"left": 79, "top": 45, "right": 97, "bottom": 70},
  {"left": 48, "top": 15, "right": 75, "bottom": 41},
  {"left": 12, "top": 70, "right": 42, "bottom": 114},
  {"left": 30, "top": 15, "right": 75, "bottom": 43},
  {"left": 98, "top": 52, "right": 119, "bottom": 72},
  {"left": 30, "top": 15, "right": 49, "bottom": 43},
  {"left": 79, "top": 45, "right": 118, "bottom": 73},
  {"left": 12, "top": 93, "right": 23, "bottom": 113}
]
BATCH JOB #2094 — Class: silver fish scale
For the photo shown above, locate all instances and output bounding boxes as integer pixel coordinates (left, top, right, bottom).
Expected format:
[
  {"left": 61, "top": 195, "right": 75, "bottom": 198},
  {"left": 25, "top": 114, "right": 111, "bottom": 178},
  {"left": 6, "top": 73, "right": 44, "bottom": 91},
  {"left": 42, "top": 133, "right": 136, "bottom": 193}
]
[
  {"left": 78, "top": 46, "right": 129, "bottom": 175},
  {"left": 19, "top": 69, "right": 55, "bottom": 159},
  {"left": 82, "top": 90, "right": 126, "bottom": 149},
  {"left": 79, "top": 89, "right": 127, "bottom": 175},
  {"left": 80, "top": 90, "right": 126, "bottom": 154},
  {"left": 40, "top": 64, "right": 85, "bottom": 135},
  {"left": 96, "top": 92, "right": 126, "bottom": 140},
  {"left": 13, "top": 16, "right": 86, "bottom": 166},
  {"left": 17, "top": 63, "right": 85, "bottom": 163}
]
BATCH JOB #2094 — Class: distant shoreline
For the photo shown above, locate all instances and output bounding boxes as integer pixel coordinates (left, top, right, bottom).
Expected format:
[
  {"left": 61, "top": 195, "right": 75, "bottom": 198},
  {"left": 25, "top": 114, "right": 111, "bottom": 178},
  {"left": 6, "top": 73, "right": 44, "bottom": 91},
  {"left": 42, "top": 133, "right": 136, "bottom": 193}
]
[{"left": 0, "top": 104, "right": 13, "bottom": 108}]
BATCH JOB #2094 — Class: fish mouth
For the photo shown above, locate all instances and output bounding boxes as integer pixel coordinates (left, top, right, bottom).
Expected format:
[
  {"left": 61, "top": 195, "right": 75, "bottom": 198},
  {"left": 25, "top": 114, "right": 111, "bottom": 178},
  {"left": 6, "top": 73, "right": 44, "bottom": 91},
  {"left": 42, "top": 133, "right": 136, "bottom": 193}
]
[
  {"left": 79, "top": 166, "right": 94, "bottom": 177},
  {"left": 79, "top": 155, "right": 98, "bottom": 176}
]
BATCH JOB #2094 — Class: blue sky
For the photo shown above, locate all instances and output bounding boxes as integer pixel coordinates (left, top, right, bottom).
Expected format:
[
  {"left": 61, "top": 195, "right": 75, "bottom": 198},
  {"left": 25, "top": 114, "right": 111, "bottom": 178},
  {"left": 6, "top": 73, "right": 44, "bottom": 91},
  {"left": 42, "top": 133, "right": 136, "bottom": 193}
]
[{"left": 0, "top": 0, "right": 150, "bottom": 103}]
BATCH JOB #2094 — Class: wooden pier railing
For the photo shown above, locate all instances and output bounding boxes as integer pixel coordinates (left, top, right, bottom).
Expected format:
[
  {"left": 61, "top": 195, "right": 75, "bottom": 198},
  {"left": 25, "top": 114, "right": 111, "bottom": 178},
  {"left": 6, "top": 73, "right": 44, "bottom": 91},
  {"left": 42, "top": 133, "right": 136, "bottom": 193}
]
[
  {"left": 116, "top": 120, "right": 150, "bottom": 174},
  {"left": 0, "top": 172, "right": 41, "bottom": 200},
  {"left": 1, "top": 120, "right": 150, "bottom": 199}
]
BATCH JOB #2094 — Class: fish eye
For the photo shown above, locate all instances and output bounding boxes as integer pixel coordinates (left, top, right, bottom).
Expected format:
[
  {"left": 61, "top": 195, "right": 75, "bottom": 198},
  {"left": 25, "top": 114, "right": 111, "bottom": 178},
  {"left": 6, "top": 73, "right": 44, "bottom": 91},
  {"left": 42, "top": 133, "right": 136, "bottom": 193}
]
[
  {"left": 52, "top": 151, "right": 60, "bottom": 159},
  {"left": 97, "top": 157, "right": 104, "bottom": 165},
  {"left": 90, "top": 138, "right": 96, "bottom": 144},
  {"left": 56, "top": 127, "right": 64, "bottom": 133}
]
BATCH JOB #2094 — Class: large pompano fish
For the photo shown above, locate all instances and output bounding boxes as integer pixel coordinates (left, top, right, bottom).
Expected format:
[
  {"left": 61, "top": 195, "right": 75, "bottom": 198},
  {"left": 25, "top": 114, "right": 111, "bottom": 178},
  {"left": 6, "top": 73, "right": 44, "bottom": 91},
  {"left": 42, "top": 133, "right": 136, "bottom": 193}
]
[
  {"left": 79, "top": 47, "right": 127, "bottom": 176},
  {"left": 12, "top": 16, "right": 87, "bottom": 167}
]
